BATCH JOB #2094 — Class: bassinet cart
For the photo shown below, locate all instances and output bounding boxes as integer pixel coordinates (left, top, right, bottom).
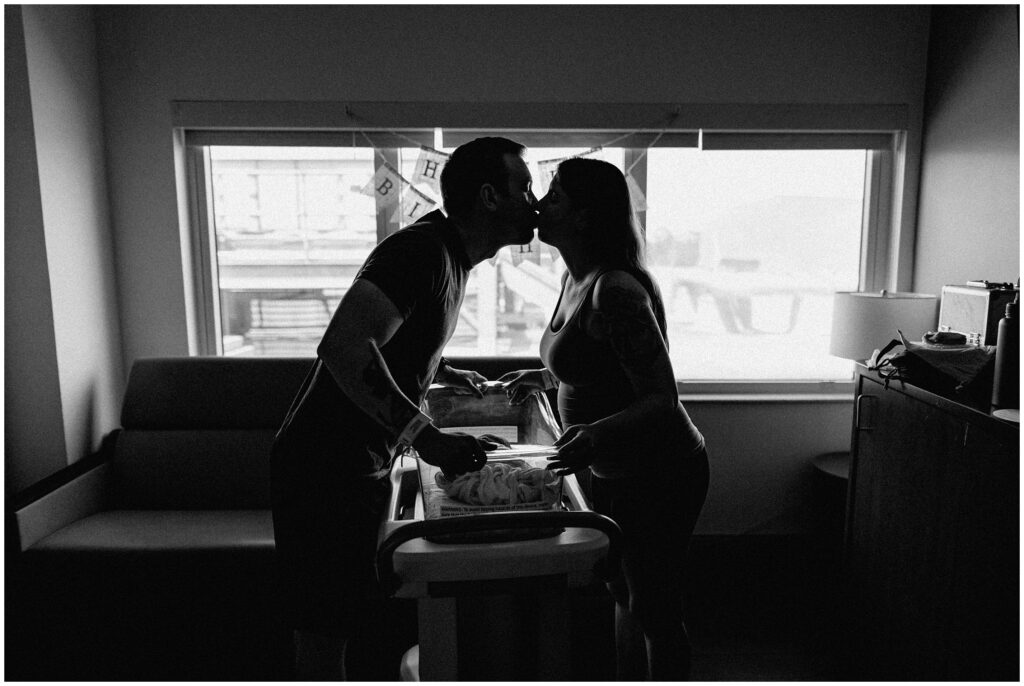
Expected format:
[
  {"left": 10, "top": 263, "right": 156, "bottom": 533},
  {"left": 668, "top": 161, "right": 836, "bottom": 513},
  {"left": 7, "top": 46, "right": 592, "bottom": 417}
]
[{"left": 376, "top": 383, "right": 621, "bottom": 680}]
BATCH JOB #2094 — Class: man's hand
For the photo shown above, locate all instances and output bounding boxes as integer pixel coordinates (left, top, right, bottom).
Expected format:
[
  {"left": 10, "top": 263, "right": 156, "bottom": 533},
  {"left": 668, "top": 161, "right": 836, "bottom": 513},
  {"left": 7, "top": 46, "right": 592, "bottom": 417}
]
[
  {"left": 435, "top": 363, "right": 487, "bottom": 398},
  {"left": 412, "top": 426, "right": 488, "bottom": 477}
]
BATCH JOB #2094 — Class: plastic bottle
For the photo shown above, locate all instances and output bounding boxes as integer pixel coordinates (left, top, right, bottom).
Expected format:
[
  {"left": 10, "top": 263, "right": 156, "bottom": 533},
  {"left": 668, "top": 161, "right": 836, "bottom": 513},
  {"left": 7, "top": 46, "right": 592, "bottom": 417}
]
[{"left": 991, "top": 294, "right": 1019, "bottom": 410}]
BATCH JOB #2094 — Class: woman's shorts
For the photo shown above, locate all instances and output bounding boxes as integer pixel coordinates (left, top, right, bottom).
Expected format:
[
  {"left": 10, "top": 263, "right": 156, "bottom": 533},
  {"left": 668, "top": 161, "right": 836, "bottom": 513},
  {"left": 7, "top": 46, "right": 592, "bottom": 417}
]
[{"left": 589, "top": 446, "right": 709, "bottom": 630}]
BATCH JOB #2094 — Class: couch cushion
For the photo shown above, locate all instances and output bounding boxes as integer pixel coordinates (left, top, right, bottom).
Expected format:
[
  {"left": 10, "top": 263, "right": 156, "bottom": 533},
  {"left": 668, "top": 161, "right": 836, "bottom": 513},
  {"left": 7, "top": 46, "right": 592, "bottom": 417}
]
[
  {"left": 111, "top": 430, "right": 275, "bottom": 509},
  {"left": 121, "top": 357, "right": 314, "bottom": 430},
  {"left": 27, "top": 510, "right": 274, "bottom": 555}
]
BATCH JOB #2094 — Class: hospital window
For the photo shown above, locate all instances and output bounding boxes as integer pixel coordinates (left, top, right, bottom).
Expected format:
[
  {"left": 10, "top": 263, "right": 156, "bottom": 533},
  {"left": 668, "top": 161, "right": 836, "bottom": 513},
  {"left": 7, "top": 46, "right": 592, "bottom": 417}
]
[{"left": 185, "top": 129, "right": 898, "bottom": 388}]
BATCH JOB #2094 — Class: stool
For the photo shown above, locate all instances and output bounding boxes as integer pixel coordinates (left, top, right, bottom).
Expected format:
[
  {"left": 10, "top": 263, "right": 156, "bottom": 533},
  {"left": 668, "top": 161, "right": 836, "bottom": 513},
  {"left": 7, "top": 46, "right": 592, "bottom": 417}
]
[
  {"left": 399, "top": 645, "right": 419, "bottom": 681},
  {"left": 812, "top": 451, "right": 850, "bottom": 482},
  {"left": 811, "top": 452, "right": 851, "bottom": 553}
]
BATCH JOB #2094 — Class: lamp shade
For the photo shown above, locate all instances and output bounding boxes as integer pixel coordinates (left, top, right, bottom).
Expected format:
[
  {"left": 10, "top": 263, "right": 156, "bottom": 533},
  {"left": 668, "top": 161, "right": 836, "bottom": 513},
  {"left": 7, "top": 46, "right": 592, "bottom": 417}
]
[{"left": 830, "top": 291, "right": 938, "bottom": 361}]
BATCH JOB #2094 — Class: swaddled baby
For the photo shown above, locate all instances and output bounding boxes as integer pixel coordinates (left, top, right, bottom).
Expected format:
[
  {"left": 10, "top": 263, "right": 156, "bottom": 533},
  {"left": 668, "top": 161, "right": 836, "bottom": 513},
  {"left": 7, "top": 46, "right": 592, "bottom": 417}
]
[{"left": 436, "top": 462, "right": 560, "bottom": 506}]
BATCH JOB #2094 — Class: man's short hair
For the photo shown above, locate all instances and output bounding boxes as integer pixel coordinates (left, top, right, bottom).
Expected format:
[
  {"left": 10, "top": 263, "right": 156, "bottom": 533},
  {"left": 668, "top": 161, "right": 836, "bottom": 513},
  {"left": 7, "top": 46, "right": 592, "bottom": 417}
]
[{"left": 440, "top": 137, "right": 526, "bottom": 217}]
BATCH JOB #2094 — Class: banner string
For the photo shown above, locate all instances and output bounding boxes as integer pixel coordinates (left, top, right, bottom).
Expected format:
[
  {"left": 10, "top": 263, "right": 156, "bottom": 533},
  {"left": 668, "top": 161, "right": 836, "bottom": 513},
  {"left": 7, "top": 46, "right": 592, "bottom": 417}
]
[
  {"left": 347, "top": 106, "right": 683, "bottom": 161},
  {"left": 626, "top": 129, "right": 667, "bottom": 174},
  {"left": 351, "top": 107, "right": 683, "bottom": 228}
]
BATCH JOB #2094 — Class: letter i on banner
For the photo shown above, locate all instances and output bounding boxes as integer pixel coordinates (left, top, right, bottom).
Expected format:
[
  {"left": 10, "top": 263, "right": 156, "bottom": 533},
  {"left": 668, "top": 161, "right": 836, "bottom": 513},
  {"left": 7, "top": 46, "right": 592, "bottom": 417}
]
[
  {"left": 414, "top": 146, "right": 449, "bottom": 195},
  {"left": 624, "top": 171, "right": 649, "bottom": 213},
  {"left": 360, "top": 161, "right": 403, "bottom": 208},
  {"left": 390, "top": 185, "right": 438, "bottom": 226}
]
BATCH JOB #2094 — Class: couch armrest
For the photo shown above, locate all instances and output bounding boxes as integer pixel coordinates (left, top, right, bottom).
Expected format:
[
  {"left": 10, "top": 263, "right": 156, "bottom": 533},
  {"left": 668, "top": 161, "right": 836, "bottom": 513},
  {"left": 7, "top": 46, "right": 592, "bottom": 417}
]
[{"left": 13, "top": 459, "right": 112, "bottom": 553}]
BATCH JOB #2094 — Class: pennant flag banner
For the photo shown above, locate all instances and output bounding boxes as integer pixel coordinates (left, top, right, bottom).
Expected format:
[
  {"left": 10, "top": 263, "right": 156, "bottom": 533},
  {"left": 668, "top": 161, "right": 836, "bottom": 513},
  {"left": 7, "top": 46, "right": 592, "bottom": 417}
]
[
  {"left": 360, "top": 161, "right": 405, "bottom": 207},
  {"left": 536, "top": 146, "right": 604, "bottom": 196},
  {"left": 413, "top": 146, "right": 449, "bottom": 194},
  {"left": 511, "top": 239, "right": 537, "bottom": 266},
  {"left": 625, "top": 171, "right": 649, "bottom": 213},
  {"left": 536, "top": 158, "right": 560, "bottom": 196},
  {"left": 390, "top": 185, "right": 438, "bottom": 225}
]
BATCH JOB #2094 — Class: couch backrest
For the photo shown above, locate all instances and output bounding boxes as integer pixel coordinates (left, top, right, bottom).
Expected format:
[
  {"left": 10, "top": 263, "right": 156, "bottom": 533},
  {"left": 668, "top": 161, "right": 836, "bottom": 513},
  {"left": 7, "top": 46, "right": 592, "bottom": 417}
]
[{"left": 111, "top": 357, "right": 314, "bottom": 509}]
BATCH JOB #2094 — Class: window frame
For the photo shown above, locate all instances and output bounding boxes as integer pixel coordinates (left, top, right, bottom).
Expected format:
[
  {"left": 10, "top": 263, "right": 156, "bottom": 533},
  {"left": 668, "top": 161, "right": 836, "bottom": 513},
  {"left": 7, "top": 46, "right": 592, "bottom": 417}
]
[{"left": 178, "top": 102, "right": 909, "bottom": 397}]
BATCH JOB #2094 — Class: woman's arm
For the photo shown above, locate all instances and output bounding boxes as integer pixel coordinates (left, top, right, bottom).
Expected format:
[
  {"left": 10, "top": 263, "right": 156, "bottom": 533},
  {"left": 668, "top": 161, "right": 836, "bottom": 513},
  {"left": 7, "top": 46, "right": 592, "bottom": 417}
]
[{"left": 586, "top": 270, "right": 679, "bottom": 437}]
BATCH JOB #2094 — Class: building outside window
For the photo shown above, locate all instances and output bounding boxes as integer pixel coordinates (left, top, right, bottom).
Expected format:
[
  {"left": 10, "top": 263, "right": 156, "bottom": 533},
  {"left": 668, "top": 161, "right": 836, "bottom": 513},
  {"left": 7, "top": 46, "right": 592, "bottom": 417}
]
[{"left": 187, "top": 127, "right": 895, "bottom": 388}]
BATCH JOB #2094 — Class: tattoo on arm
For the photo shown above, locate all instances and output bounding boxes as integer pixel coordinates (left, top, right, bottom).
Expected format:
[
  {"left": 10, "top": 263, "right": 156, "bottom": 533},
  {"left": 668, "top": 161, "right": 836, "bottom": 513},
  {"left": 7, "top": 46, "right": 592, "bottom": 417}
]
[{"left": 597, "top": 286, "right": 664, "bottom": 378}]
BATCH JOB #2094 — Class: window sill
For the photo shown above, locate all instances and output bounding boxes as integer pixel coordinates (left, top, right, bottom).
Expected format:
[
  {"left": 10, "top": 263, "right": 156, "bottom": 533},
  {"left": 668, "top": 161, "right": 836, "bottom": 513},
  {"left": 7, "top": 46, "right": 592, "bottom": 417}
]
[{"left": 679, "top": 393, "right": 853, "bottom": 404}]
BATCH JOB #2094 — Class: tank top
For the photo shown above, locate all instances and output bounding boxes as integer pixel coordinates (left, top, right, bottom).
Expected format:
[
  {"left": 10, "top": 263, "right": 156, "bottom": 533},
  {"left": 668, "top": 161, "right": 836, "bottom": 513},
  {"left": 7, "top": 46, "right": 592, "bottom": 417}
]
[{"left": 539, "top": 270, "right": 705, "bottom": 478}]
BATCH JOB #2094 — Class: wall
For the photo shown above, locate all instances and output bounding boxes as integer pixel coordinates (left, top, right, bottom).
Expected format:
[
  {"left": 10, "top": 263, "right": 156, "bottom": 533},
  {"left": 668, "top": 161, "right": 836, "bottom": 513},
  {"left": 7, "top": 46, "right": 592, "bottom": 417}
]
[
  {"left": 93, "top": 4, "right": 932, "bottom": 365},
  {"left": 5, "top": 6, "right": 123, "bottom": 495},
  {"left": 4, "top": 5, "right": 67, "bottom": 495},
  {"left": 87, "top": 5, "right": 933, "bottom": 534},
  {"left": 914, "top": 5, "right": 1020, "bottom": 295},
  {"left": 7, "top": 6, "right": 940, "bottom": 530}
]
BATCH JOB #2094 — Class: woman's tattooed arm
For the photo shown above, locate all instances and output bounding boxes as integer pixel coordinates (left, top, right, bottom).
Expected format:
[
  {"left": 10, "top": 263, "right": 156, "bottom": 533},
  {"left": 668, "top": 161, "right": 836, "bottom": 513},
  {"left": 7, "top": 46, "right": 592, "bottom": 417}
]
[
  {"left": 595, "top": 284, "right": 666, "bottom": 381},
  {"left": 580, "top": 271, "right": 680, "bottom": 445}
]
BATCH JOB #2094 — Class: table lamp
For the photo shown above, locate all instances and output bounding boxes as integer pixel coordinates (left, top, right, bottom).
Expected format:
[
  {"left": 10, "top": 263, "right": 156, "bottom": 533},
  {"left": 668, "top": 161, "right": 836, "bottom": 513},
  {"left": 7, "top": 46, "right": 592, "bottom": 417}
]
[{"left": 830, "top": 290, "right": 938, "bottom": 364}]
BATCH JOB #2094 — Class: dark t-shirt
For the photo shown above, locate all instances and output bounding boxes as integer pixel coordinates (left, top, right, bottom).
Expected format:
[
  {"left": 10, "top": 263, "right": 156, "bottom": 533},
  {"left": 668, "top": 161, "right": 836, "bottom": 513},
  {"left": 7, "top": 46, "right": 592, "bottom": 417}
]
[{"left": 273, "top": 209, "right": 471, "bottom": 477}]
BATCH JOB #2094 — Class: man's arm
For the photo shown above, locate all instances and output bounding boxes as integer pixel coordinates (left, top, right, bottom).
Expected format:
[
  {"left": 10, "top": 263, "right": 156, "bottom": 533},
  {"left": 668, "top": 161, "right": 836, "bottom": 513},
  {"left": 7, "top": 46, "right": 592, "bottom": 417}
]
[
  {"left": 317, "top": 278, "right": 485, "bottom": 474},
  {"left": 318, "top": 278, "right": 422, "bottom": 436}
]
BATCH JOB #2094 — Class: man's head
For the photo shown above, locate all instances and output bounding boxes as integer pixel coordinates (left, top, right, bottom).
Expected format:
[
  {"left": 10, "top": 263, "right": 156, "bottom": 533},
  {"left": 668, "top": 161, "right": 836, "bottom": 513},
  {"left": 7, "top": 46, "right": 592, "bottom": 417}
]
[{"left": 441, "top": 137, "right": 538, "bottom": 248}]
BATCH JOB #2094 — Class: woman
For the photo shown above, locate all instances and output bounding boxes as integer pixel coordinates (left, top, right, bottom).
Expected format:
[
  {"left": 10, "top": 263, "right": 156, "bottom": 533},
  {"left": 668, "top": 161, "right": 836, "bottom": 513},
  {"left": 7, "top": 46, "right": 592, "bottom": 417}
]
[{"left": 499, "top": 157, "right": 709, "bottom": 680}]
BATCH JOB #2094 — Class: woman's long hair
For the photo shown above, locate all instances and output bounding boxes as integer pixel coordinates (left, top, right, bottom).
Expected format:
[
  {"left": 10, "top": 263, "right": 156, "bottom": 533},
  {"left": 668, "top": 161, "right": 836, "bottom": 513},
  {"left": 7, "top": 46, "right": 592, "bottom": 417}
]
[{"left": 556, "top": 157, "right": 668, "bottom": 337}]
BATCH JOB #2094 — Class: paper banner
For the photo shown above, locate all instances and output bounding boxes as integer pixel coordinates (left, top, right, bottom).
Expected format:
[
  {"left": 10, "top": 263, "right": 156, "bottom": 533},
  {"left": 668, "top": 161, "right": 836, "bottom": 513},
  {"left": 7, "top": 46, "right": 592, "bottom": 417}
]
[
  {"left": 536, "top": 146, "right": 604, "bottom": 196},
  {"left": 511, "top": 239, "right": 537, "bottom": 266},
  {"left": 536, "top": 158, "right": 560, "bottom": 196},
  {"left": 625, "top": 171, "right": 649, "bottom": 213},
  {"left": 360, "top": 161, "right": 405, "bottom": 207},
  {"left": 413, "top": 145, "right": 448, "bottom": 194},
  {"left": 390, "top": 185, "right": 438, "bottom": 226}
]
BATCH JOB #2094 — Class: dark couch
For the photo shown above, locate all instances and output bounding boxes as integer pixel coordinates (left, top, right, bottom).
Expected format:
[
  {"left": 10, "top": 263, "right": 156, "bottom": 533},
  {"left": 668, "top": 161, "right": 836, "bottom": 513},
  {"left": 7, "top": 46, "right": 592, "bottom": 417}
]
[
  {"left": 7, "top": 354, "right": 546, "bottom": 680},
  {"left": 8, "top": 357, "right": 312, "bottom": 679}
]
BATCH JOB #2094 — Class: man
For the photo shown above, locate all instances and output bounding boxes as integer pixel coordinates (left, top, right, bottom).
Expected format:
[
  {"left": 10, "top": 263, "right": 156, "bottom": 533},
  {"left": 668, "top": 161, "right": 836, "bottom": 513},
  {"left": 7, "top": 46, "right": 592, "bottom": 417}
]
[{"left": 270, "top": 137, "right": 538, "bottom": 679}]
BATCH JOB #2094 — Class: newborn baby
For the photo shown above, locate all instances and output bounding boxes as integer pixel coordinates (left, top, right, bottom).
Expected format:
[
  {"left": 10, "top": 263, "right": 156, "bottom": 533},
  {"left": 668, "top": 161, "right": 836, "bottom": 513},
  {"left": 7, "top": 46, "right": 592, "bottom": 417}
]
[{"left": 436, "top": 461, "right": 560, "bottom": 506}]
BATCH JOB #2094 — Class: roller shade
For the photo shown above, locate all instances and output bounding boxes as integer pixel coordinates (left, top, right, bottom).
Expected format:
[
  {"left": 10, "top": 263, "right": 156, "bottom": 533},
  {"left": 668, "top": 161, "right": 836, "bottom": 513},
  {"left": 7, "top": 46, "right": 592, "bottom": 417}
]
[
  {"left": 184, "top": 129, "right": 434, "bottom": 148},
  {"left": 701, "top": 131, "right": 894, "bottom": 150},
  {"left": 441, "top": 130, "right": 698, "bottom": 149}
]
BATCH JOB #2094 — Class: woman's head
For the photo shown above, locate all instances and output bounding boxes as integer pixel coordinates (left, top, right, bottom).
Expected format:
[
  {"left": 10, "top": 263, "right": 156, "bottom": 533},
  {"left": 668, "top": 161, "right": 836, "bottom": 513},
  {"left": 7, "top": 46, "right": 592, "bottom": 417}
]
[
  {"left": 539, "top": 157, "right": 666, "bottom": 332},
  {"left": 540, "top": 157, "right": 645, "bottom": 270}
]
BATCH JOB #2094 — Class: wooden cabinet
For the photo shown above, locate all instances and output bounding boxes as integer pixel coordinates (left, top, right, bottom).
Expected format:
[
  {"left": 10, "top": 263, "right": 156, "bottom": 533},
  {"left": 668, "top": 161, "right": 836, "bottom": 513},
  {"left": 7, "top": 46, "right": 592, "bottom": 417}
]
[{"left": 845, "top": 367, "right": 1019, "bottom": 680}]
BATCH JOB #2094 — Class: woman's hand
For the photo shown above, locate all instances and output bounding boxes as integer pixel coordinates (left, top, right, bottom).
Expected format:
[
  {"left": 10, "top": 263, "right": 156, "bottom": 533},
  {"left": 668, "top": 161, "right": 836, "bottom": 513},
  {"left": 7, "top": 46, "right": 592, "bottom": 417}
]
[
  {"left": 547, "top": 423, "right": 602, "bottom": 476},
  {"left": 436, "top": 363, "right": 487, "bottom": 398},
  {"left": 497, "top": 369, "right": 551, "bottom": 405}
]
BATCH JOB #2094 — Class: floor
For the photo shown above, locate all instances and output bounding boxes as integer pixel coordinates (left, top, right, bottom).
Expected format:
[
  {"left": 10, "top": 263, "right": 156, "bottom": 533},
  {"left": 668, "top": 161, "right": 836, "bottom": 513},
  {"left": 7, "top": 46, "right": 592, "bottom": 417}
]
[
  {"left": 7, "top": 533, "right": 856, "bottom": 681},
  {"left": 689, "top": 610, "right": 849, "bottom": 681},
  {"left": 682, "top": 534, "right": 853, "bottom": 681}
]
